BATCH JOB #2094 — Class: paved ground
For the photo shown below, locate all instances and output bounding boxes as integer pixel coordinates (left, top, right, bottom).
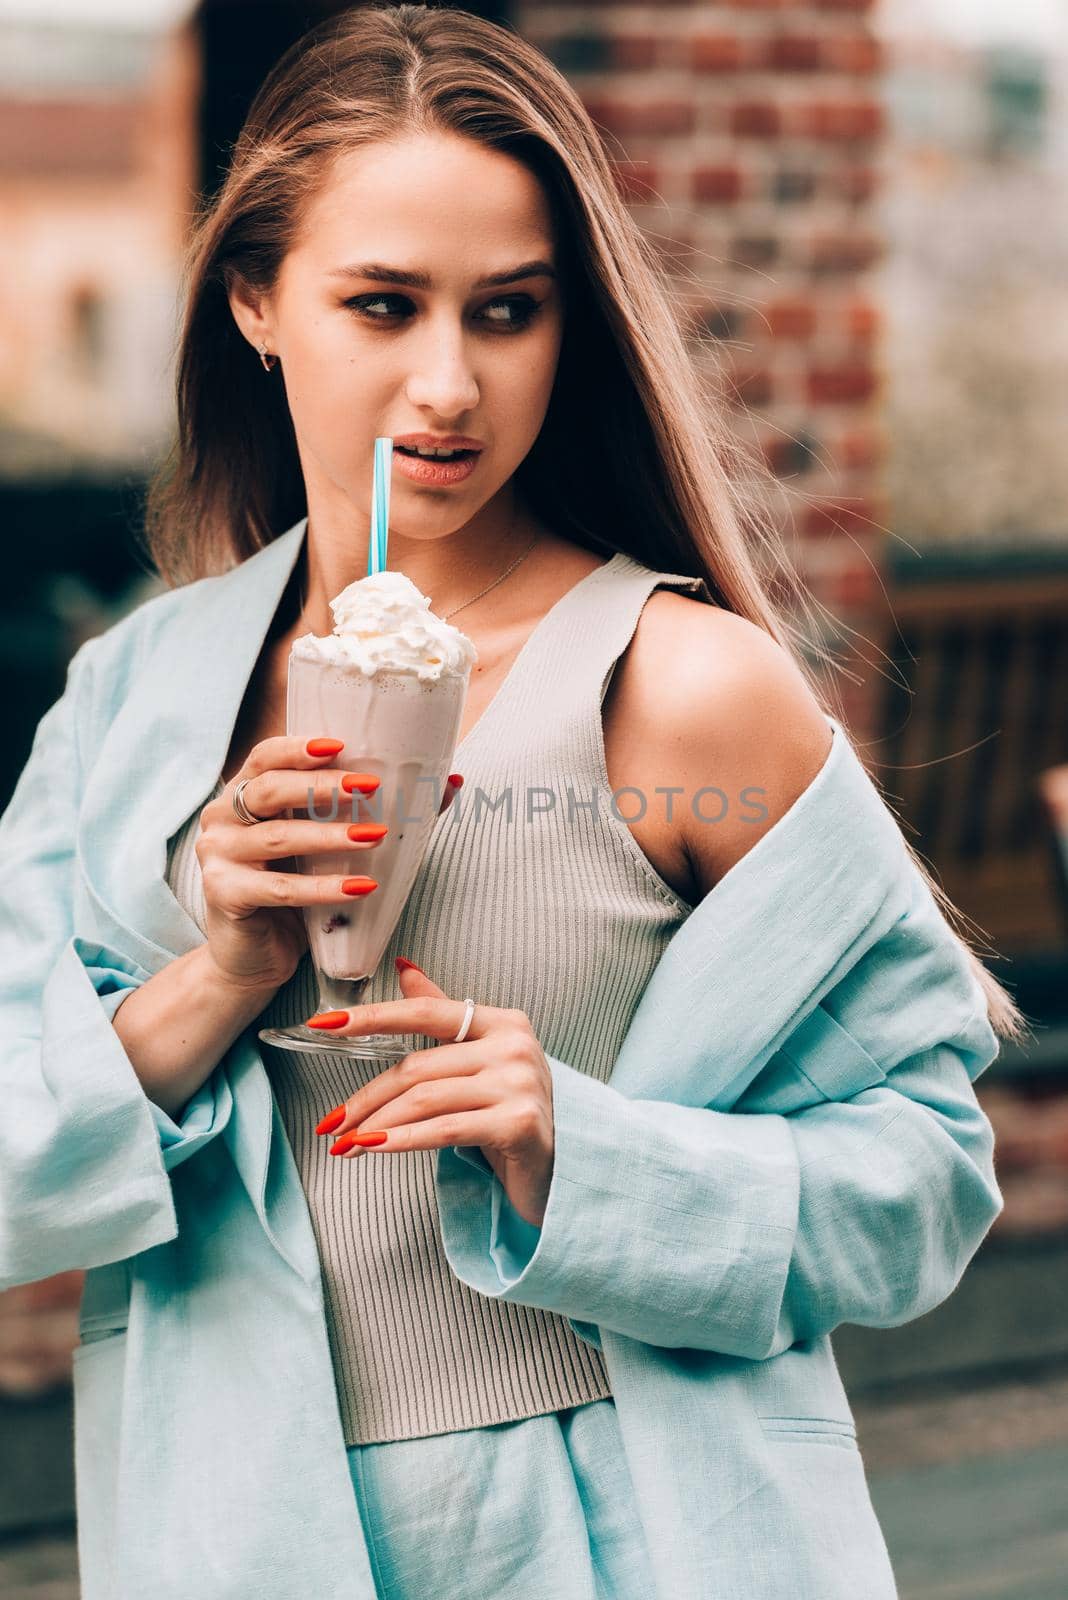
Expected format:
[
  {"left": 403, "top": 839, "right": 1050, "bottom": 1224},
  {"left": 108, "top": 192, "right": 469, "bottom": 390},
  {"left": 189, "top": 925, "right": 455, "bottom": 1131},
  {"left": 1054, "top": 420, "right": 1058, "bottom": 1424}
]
[
  {"left": 859, "top": 1363, "right": 1068, "bottom": 1599},
  {"left": 3, "top": 1363, "right": 1067, "bottom": 1597},
  {"left": 0, "top": 1531, "right": 77, "bottom": 1599}
]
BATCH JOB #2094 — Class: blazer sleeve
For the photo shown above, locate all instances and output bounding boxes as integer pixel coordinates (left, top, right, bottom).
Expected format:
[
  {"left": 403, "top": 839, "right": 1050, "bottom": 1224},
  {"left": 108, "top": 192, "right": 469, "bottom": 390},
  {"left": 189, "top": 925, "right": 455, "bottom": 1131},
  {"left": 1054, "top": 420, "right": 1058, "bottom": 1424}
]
[
  {"left": 434, "top": 879, "right": 1005, "bottom": 1360},
  {"left": 101, "top": 978, "right": 232, "bottom": 1174},
  {"left": 0, "top": 641, "right": 226, "bottom": 1291}
]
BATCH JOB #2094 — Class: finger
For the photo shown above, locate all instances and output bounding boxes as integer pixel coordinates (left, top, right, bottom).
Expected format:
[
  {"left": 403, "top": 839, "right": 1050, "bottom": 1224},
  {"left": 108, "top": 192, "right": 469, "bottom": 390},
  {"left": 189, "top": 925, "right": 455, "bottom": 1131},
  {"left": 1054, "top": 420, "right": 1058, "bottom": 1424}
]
[
  {"left": 243, "top": 736, "right": 359, "bottom": 779},
  {"left": 222, "top": 816, "right": 388, "bottom": 864},
  {"left": 395, "top": 959, "right": 448, "bottom": 999},
  {"left": 336, "top": 1074, "right": 493, "bottom": 1145},
  {"left": 201, "top": 770, "right": 380, "bottom": 830},
  {"left": 329, "top": 1109, "right": 497, "bottom": 1159},
  {"left": 316, "top": 1040, "right": 489, "bottom": 1136},
  {"left": 214, "top": 767, "right": 382, "bottom": 826},
  {"left": 214, "top": 764, "right": 458, "bottom": 828},
  {"left": 306, "top": 995, "right": 491, "bottom": 1043},
  {"left": 438, "top": 773, "right": 464, "bottom": 815},
  {"left": 206, "top": 862, "right": 379, "bottom": 914}
]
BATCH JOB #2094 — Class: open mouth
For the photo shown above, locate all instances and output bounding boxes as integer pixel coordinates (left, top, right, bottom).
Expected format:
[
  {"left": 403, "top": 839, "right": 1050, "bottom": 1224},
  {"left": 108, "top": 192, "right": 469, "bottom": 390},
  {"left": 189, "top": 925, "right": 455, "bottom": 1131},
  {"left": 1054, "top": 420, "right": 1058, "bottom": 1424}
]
[{"left": 395, "top": 446, "right": 478, "bottom": 462}]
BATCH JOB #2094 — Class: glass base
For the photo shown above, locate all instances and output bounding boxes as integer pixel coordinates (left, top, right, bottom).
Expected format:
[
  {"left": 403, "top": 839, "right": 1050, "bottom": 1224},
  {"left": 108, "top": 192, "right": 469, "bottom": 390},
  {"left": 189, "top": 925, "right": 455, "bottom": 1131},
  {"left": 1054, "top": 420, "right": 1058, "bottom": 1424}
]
[{"left": 257, "top": 1025, "right": 419, "bottom": 1061}]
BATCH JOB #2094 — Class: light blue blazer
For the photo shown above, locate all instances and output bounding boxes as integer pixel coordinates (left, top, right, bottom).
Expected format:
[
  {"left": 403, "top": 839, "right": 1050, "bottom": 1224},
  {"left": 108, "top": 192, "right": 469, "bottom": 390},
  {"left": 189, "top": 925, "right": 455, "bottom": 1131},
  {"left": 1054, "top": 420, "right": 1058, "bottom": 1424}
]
[{"left": 0, "top": 518, "right": 1003, "bottom": 1599}]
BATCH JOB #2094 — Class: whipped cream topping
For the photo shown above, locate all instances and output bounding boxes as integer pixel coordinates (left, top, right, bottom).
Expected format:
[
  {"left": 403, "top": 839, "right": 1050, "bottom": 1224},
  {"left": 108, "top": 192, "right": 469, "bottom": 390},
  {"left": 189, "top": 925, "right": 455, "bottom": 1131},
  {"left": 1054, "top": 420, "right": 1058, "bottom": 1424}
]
[{"left": 290, "top": 569, "right": 477, "bottom": 682}]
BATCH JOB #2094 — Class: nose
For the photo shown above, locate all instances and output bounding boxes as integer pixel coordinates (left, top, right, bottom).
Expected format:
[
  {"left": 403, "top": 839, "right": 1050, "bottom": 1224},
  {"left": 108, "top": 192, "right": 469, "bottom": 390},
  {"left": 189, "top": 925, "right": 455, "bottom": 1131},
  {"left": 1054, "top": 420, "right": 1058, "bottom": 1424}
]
[{"left": 403, "top": 316, "right": 480, "bottom": 418}]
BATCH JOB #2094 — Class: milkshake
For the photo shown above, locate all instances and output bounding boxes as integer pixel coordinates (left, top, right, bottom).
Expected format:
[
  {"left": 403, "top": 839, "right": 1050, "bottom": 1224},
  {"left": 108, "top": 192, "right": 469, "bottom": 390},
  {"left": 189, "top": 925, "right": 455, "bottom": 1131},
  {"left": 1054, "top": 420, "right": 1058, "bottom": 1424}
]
[{"left": 286, "top": 569, "right": 476, "bottom": 1011}]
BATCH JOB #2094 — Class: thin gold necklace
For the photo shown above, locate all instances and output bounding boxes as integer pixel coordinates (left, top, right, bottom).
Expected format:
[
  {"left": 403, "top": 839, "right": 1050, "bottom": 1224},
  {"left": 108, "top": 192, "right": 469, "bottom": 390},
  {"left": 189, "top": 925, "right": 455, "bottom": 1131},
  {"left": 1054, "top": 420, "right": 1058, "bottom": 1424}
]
[
  {"left": 294, "top": 520, "right": 539, "bottom": 626},
  {"left": 440, "top": 529, "right": 539, "bottom": 621}
]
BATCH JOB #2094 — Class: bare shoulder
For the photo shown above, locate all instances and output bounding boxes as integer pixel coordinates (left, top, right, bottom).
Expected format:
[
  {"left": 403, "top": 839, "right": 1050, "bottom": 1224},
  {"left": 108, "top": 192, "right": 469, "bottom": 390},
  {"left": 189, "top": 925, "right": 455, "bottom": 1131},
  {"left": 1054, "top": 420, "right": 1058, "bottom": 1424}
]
[{"left": 630, "top": 590, "right": 834, "bottom": 897}]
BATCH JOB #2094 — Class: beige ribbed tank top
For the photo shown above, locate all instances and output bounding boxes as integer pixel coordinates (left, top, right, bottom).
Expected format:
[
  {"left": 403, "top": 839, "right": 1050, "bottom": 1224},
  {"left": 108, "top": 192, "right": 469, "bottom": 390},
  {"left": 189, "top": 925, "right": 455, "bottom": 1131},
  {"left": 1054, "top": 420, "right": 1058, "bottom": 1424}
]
[{"left": 166, "top": 549, "right": 709, "bottom": 1444}]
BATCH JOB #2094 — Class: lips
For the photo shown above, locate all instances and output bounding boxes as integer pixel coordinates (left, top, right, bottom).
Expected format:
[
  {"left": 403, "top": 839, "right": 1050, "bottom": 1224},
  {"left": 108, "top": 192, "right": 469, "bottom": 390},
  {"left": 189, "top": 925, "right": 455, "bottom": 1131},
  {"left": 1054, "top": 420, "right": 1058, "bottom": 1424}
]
[
  {"left": 393, "top": 448, "right": 481, "bottom": 486},
  {"left": 393, "top": 435, "right": 483, "bottom": 453}
]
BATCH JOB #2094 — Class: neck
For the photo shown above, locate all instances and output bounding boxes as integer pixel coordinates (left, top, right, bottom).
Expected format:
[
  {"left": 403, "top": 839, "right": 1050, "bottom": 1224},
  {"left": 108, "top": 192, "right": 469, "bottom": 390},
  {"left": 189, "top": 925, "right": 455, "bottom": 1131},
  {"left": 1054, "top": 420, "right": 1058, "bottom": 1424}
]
[{"left": 292, "top": 497, "right": 539, "bottom": 638}]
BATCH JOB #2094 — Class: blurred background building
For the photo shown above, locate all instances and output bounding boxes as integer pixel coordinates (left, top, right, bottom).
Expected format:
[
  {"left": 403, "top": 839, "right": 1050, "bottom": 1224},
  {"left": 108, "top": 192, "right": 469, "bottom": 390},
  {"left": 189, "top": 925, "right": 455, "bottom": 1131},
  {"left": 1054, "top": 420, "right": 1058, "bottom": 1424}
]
[{"left": 2, "top": 3, "right": 1067, "bottom": 1596}]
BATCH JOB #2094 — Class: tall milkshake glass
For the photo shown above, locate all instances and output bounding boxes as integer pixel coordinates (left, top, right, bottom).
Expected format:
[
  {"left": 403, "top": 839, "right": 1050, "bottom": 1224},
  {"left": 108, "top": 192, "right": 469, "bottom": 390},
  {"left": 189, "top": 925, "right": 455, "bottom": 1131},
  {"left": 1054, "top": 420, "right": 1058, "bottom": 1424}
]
[
  {"left": 258, "top": 567, "right": 475, "bottom": 1060},
  {"left": 254, "top": 630, "right": 470, "bottom": 1056}
]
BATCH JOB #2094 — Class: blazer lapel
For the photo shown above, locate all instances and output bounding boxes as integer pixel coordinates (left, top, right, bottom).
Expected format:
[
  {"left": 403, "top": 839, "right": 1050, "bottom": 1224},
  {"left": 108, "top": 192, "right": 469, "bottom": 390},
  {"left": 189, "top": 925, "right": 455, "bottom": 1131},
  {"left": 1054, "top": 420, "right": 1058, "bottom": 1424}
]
[
  {"left": 77, "top": 517, "right": 308, "bottom": 974},
  {"left": 609, "top": 717, "right": 916, "bottom": 1109}
]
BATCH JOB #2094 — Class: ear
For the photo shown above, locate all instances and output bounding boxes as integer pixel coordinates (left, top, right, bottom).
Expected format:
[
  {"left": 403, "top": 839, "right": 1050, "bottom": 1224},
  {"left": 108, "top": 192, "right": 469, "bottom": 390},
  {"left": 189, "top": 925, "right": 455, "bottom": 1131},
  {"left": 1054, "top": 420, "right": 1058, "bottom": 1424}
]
[{"left": 225, "top": 269, "right": 275, "bottom": 356}]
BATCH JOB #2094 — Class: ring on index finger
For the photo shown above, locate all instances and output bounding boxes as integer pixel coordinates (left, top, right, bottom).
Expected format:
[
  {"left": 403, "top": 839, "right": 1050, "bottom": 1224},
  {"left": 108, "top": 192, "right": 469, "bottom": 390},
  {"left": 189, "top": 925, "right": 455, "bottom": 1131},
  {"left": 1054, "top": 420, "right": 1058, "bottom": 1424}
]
[{"left": 232, "top": 777, "right": 265, "bottom": 826}]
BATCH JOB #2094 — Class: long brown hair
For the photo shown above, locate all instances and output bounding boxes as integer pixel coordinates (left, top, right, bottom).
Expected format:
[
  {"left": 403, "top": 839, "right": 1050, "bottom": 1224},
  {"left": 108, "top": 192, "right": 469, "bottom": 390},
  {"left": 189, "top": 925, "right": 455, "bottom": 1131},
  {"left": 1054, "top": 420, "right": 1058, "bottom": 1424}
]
[{"left": 143, "top": 2, "right": 1026, "bottom": 1042}]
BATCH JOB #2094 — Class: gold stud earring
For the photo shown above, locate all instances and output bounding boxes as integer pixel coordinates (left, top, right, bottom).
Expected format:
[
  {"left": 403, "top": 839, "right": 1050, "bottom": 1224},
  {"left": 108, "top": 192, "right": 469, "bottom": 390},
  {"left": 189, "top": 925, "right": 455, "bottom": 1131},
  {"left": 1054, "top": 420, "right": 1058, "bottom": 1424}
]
[{"left": 258, "top": 342, "right": 278, "bottom": 372}]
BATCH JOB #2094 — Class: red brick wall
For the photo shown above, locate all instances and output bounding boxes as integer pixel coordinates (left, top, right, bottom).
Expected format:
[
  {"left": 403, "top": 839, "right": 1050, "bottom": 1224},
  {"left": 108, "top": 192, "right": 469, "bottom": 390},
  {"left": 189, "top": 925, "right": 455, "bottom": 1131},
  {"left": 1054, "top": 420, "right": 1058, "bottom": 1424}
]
[{"left": 519, "top": 0, "right": 886, "bottom": 735}]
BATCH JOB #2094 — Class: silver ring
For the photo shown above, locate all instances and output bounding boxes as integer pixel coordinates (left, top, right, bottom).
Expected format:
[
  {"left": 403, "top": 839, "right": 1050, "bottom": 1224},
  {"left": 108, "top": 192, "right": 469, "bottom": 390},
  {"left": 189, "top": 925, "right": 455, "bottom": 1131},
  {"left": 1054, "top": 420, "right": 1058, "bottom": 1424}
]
[
  {"left": 232, "top": 777, "right": 263, "bottom": 826},
  {"left": 453, "top": 997, "right": 476, "bottom": 1043}
]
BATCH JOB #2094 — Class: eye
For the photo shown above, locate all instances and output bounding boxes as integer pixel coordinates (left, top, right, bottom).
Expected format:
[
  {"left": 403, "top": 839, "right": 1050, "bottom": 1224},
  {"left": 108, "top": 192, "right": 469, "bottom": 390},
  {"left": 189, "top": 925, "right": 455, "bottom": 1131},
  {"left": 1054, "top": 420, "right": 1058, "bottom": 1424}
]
[
  {"left": 479, "top": 296, "right": 542, "bottom": 330},
  {"left": 345, "top": 294, "right": 407, "bottom": 320},
  {"left": 343, "top": 293, "right": 543, "bottom": 332}
]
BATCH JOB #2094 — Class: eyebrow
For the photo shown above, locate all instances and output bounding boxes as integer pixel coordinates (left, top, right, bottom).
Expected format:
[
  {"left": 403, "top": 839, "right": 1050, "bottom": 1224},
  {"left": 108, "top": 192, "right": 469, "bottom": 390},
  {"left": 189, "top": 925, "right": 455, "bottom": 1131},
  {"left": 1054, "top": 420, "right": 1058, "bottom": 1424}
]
[{"left": 328, "top": 260, "right": 558, "bottom": 290}]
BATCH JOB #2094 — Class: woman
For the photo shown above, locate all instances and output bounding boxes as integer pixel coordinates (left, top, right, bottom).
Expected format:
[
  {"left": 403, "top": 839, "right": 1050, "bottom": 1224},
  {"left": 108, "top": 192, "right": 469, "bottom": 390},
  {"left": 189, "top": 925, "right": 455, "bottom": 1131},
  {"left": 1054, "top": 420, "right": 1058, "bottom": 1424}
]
[{"left": 0, "top": 7, "right": 1022, "bottom": 1598}]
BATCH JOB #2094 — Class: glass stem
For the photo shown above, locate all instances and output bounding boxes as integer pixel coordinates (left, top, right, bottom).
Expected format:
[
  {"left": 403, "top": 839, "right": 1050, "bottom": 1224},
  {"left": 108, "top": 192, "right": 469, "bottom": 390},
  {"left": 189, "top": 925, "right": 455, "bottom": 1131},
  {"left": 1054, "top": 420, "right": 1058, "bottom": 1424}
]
[{"left": 314, "top": 972, "right": 373, "bottom": 1012}]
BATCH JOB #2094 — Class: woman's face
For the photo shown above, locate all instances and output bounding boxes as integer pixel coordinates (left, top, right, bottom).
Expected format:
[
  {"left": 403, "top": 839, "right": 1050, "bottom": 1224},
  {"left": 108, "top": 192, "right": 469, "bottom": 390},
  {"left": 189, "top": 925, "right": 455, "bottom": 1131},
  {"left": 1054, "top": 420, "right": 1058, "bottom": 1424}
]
[{"left": 237, "top": 131, "right": 565, "bottom": 540}]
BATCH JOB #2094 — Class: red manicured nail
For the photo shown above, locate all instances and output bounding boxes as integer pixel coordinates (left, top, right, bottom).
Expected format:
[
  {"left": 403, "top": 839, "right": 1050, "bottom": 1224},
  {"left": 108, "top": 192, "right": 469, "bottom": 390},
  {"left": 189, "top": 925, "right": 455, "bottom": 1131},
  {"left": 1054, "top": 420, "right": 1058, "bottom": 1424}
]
[
  {"left": 341, "top": 773, "right": 381, "bottom": 794},
  {"left": 330, "top": 1130, "right": 389, "bottom": 1155},
  {"left": 315, "top": 1106, "right": 347, "bottom": 1135},
  {"left": 307, "top": 738, "right": 344, "bottom": 757},
  {"left": 347, "top": 823, "right": 388, "bottom": 841},
  {"left": 307, "top": 1011, "right": 349, "bottom": 1029},
  {"left": 448, "top": 773, "right": 464, "bottom": 788},
  {"left": 342, "top": 877, "right": 377, "bottom": 895},
  {"left": 395, "top": 957, "right": 424, "bottom": 974}
]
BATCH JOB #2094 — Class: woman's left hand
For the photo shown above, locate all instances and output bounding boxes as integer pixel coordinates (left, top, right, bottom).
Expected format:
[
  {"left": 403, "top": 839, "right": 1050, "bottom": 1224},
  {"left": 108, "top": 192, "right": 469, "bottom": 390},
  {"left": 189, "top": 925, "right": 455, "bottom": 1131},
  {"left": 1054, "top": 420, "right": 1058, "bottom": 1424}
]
[{"left": 309, "top": 960, "right": 555, "bottom": 1228}]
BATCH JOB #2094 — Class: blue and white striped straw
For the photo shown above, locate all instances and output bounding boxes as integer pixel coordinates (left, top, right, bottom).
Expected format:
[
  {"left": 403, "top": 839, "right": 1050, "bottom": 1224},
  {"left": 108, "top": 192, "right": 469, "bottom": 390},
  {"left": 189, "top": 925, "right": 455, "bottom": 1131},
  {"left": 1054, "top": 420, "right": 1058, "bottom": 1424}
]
[{"left": 368, "top": 437, "right": 392, "bottom": 575}]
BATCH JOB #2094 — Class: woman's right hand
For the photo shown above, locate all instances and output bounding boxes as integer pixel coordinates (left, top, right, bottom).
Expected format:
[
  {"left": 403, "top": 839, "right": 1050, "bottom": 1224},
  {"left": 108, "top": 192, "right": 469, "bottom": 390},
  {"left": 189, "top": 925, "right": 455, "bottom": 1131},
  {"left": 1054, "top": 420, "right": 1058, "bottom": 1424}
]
[{"left": 196, "top": 736, "right": 460, "bottom": 992}]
